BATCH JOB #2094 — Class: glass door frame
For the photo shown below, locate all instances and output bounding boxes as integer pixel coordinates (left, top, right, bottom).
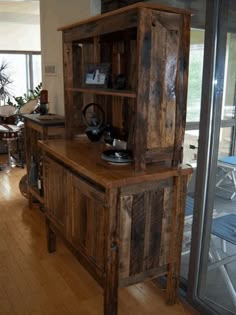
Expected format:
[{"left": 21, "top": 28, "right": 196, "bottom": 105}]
[{"left": 186, "top": 0, "right": 236, "bottom": 314}]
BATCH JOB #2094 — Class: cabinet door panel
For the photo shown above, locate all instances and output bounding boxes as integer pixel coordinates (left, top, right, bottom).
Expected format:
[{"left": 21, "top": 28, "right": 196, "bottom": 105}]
[
  {"left": 69, "top": 174, "right": 106, "bottom": 271},
  {"left": 119, "top": 180, "right": 174, "bottom": 281},
  {"left": 44, "top": 157, "right": 67, "bottom": 235}
]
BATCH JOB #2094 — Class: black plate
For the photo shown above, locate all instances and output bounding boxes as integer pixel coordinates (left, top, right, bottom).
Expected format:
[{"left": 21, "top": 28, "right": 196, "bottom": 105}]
[{"left": 101, "top": 149, "right": 133, "bottom": 164}]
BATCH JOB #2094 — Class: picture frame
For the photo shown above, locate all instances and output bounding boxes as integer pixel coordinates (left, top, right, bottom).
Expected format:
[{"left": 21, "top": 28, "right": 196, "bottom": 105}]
[{"left": 84, "top": 63, "right": 111, "bottom": 88}]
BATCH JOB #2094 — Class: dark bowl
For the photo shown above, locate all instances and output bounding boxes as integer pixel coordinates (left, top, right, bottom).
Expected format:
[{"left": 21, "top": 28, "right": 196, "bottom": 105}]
[{"left": 86, "top": 130, "right": 103, "bottom": 142}]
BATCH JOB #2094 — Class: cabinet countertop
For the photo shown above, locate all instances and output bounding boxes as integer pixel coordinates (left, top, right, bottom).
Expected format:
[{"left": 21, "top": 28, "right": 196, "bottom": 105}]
[
  {"left": 23, "top": 114, "right": 65, "bottom": 127},
  {"left": 39, "top": 138, "right": 192, "bottom": 189}
]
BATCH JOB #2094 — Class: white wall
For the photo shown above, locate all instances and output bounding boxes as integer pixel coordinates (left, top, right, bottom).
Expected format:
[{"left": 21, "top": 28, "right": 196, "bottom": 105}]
[
  {"left": 0, "top": 2, "right": 40, "bottom": 51},
  {"left": 40, "top": 0, "right": 101, "bottom": 115}
]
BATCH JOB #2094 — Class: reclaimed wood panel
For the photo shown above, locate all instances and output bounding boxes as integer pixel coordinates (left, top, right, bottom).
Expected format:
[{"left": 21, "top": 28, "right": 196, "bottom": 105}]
[
  {"left": 44, "top": 158, "right": 68, "bottom": 236},
  {"left": 173, "top": 14, "right": 190, "bottom": 165},
  {"left": 119, "top": 178, "right": 176, "bottom": 285},
  {"left": 134, "top": 8, "right": 190, "bottom": 169},
  {"left": 119, "top": 195, "right": 132, "bottom": 279},
  {"left": 129, "top": 192, "right": 146, "bottom": 275},
  {"left": 63, "top": 10, "right": 138, "bottom": 43},
  {"left": 166, "top": 174, "right": 188, "bottom": 304},
  {"left": 147, "top": 15, "right": 179, "bottom": 149},
  {"left": 104, "top": 187, "right": 120, "bottom": 315},
  {"left": 69, "top": 173, "right": 106, "bottom": 273},
  {"left": 63, "top": 42, "right": 83, "bottom": 139}
]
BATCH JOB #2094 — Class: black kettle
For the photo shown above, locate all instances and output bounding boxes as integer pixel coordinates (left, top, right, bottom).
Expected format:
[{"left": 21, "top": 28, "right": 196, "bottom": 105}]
[{"left": 82, "top": 103, "right": 105, "bottom": 142}]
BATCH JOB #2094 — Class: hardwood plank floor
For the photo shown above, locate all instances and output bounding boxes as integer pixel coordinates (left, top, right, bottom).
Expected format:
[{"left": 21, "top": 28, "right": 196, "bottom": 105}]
[{"left": 0, "top": 158, "right": 197, "bottom": 315}]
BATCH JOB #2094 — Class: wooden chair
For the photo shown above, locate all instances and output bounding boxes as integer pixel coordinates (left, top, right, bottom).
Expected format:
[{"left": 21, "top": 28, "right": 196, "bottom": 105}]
[{"left": 0, "top": 104, "right": 16, "bottom": 124}]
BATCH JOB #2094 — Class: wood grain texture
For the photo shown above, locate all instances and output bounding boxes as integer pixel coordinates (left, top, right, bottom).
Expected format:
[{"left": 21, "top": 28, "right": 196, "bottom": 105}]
[
  {"left": 166, "top": 175, "right": 188, "bottom": 304},
  {"left": 44, "top": 157, "right": 68, "bottom": 235},
  {"left": 69, "top": 172, "right": 106, "bottom": 275},
  {"left": 63, "top": 10, "right": 138, "bottom": 43},
  {"left": 59, "top": 2, "right": 191, "bottom": 31},
  {"left": 104, "top": 187, "right": 120, "bottom": 315},
  {"left": 118, "top": 178, "right": 177, "bottom": 287},
  {"left": 172, "top": 14, "right": 191, "bottom": 165},
  {"left": 119, "top": 195, "right": 132, "bottom": 279},
  {"left": 39, "top": 139, "right": 192, "bottom": 189}
]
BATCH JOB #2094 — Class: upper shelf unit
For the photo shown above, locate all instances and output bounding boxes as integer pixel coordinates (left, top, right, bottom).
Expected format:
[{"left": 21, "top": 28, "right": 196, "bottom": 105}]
[{"left": 59, "top": 2, "right": 191, "bottom": 171}]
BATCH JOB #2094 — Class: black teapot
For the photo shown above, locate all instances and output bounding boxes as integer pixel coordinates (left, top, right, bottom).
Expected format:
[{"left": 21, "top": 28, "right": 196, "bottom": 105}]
[{"left": 82, "top": 103, "right": 105, "bottom": 142}]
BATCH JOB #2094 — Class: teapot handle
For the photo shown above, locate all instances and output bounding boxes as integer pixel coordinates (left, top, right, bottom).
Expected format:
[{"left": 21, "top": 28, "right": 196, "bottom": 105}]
[{"left": 82, "top": 103, "right": 105, "bottom": 129}]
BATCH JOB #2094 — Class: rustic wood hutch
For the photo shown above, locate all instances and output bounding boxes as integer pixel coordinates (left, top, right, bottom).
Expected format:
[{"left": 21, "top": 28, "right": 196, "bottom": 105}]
[{"left": 39, "top": 3, "right": 192, "bottom": 315}]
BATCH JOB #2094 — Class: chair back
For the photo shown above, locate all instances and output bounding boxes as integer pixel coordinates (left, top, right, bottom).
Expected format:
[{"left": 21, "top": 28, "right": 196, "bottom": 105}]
[
  {"left": 19, "top": 99, "right": 38, "bottom": 114},
  {"left": 0, "top": 105, "right": 16, "bottom": 124}
]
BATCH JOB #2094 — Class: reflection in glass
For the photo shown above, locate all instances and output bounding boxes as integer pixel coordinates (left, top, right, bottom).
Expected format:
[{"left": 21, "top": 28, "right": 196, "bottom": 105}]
[{"left": 222, "top": 33, "right": 236, "bottom": 121}]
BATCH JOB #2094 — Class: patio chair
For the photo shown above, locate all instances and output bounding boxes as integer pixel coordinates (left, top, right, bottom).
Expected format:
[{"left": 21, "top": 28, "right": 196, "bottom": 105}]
[
  {"left": 184, "top": 196, "right": 236, "bottom": 306},
  {"left": 216, "top": 156, "right": 236, "bottom": 200},
  {"left": 209, "top": 214, "right": 236, "bottom": 306}
]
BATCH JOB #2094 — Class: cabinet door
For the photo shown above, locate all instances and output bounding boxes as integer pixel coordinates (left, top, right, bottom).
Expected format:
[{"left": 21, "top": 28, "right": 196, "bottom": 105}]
[
  {"left": 44, "top": 157, "right": 68, "bottom": 236},
  {"left": 68, "top": 174, "right": 106, "bottom": 273}
]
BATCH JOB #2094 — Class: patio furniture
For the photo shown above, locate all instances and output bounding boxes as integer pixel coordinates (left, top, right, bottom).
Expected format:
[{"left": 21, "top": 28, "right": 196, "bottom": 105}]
[
  {"left": 184, "top": 196, "right": 236, "bottom": 305},
  {"left": 210, "top": 214, "right": 236, "bottom": 306},
  {"left": 216, "top": 156, "right": 236, "bottom": 199}
]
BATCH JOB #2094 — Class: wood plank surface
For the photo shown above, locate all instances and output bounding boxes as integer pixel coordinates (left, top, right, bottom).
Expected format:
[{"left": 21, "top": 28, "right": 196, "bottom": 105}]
[
  {"left": 38, "top": 139, "right": 192, "bottom": 189},
  {"left": 58, "top": 2, "right": 191, "bottom": 32}
]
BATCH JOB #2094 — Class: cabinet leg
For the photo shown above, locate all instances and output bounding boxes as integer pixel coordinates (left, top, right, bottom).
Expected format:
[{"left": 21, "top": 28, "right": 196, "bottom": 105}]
[
  {"left": 45, "top": 218, "right": 56, "bottom": 253},
  {"left": 104, "top": 270, "right": 118, "bottom": 315},
  {"left": 166, "top": 269, "right": 178, "bottom": 304}
]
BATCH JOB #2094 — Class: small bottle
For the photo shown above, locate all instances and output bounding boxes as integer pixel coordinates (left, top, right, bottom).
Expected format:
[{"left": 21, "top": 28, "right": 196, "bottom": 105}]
[
  {"left": 37, "top": 159, "right": 43, "bottom": 196},
  {"left": 29, "top": 156, "right": 38, "bottom": 186}
]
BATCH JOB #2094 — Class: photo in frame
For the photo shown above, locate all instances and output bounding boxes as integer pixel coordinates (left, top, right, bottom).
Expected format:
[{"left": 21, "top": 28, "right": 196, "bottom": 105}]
[{"left": 84, "top": 63, "right": 111, "bottom": 88}]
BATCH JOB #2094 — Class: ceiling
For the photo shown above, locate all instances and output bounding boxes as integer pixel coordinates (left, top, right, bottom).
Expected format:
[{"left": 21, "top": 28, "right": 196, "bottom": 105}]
[{"left": 0, "top": 0, "right": 39, "bottom": 25}]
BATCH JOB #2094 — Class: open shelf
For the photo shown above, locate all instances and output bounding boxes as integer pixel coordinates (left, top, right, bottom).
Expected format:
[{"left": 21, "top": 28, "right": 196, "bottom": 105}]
[{"left": 67, "top": 87, "right": 137, "bottom": 98}]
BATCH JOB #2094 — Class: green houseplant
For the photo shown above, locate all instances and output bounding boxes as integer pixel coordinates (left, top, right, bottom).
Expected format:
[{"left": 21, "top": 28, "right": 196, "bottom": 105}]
[
  {"left": 13, "top": 82, "right": 42, "bottom": 111},
  {"left": 0, "top": 61, "right": 12, "bottom": 104}
]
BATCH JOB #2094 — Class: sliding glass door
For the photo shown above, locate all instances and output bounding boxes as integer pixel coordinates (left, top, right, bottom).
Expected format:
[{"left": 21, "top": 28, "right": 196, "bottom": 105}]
[{"left": 187, "top": 1, "right": 236, "bottom": 314}]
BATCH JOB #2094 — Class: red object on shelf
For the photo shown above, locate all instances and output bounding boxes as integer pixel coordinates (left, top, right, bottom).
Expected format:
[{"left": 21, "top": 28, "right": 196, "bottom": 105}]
[{"left": 40, "top": 90, "right": 48, "bottom": 104}]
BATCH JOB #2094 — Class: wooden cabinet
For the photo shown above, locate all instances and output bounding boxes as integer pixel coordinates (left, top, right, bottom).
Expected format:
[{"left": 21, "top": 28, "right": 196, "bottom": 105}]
[
  {"left": 60, "top": 2, "right": 190, "bottom": 171},
  {"left": 40, "top": 3, "right": 192, "bottom": 315},
  {"left": 40, "top": 140, "right": 191, "bottom": 315},
  {"left": 24, "top": 114, "right": 65, "bottom": 208}
]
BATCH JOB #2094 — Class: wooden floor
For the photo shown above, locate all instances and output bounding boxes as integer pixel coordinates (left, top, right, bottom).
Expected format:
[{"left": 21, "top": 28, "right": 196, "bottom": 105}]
[{"left": 0, "top": 157, "right": 196, "bottom": 315}]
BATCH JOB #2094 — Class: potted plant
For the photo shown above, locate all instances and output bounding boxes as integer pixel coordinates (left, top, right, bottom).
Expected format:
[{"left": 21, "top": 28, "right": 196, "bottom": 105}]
[
  {"left": 0, "top": 61, "right": 12, "bottom": 105},
  {"left": 13, "top": 82, "right": 42, "bottom": 112}
]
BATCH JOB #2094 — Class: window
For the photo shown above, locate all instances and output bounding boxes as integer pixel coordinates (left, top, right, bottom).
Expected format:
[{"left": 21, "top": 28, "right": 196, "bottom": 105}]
[
  {"left": 187, "top": 30, "right": 205, "bottom": 123},
  {"left": 0, "top": 52, "right": 41, "bottom": 105}
]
